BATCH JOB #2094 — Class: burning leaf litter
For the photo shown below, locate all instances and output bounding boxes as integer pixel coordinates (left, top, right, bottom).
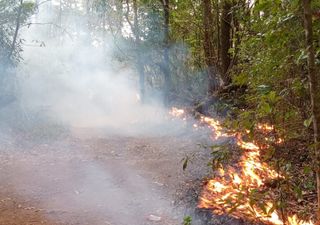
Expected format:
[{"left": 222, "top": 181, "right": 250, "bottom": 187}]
[{"left": 169, "top": 107, "right": 314, "bottom": 225}]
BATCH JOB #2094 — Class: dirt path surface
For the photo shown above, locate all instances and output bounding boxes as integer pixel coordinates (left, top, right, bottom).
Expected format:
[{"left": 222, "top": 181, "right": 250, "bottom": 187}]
[{"left": 0, "top": 126, "right": 214, "bottom": 225}]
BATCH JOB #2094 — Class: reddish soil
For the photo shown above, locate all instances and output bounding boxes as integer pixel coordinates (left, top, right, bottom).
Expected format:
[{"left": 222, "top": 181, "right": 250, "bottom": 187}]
[{"left": 0, "top": 127, "right": 212, "bottom": 225}]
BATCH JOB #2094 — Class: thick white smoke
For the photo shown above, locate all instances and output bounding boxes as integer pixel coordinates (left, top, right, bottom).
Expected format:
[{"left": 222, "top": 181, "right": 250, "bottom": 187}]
[
  {"left": 15, "top": 4, "right": 186, "bottom": 136},
  {"left": 0, "top": 3, "right": 211, "bottom": 225}
]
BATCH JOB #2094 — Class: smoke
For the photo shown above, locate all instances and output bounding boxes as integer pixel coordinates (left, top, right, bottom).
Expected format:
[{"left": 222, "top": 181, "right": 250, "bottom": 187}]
[
  {"left": 0, "top": 2, "right": 212, "bottom": 225},
  {"left": 12, "top": 5, "right": 189, "bottom": 137},
  {"left": 20, "top": 42, "right": 149, "bottom": 128}
]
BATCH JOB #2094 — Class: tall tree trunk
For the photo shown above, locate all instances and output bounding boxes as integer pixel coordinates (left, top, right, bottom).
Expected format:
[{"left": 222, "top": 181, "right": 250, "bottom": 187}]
[
  {"left": 302, "top": 0, "right": 320, "bottom": 219},
  {"left": 162, "top": 0, "right": 171, "bottom": 105},
  {"left": 133, "top": 0, "right": 145, "bottom": 102},
  {"left": 220, "top": 0, "right": 232, "bottom": 85},
  {"left": 229, "top": 0, "right": 243, "bottom": 70},
  {"left": 58, "top": 0, "right": 63, "bottom": 41},
  {"left": 202, "top": 0, "right": 218, "bottom": 95},
  {"left": 115, "top": 0, "right": 123, "bottom": 34},
  {"left": 101, "top": 0, "right": 106, "bottom": 45},
  {"left": 85, "top": 0, "right": 92, "bottom": 41},
  {"left": 8, "top": 0, "right": 23, "bottom": 62},
  {"left": 215, "top": 0, "right": 220, "bottom": 64}
]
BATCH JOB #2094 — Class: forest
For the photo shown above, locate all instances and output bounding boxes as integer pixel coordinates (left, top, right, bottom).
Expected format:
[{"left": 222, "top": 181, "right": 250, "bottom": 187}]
[{"left": 0, "top": 0, "right": 320, "bottom": 225}]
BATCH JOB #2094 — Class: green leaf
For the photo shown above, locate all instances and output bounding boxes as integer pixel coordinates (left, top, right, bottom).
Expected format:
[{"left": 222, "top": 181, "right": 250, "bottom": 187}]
[
  {"left": 295, "top": 186, "right": 303, "bottom": 199},
  {"left": 303, "top": 166, "right": 312, "bottom": 174},
  {"left": 304, "top": 116, "right": 313, "bottom": 128},
  {"left": 257, "top": 85, "right": 271, "bottom": 94},
  {"left": 267, "top": 91, "right": 278, "bottom": 104},
  {"left": 182, "top": 157, "right": 189, "bottom": 171},
  {"left": 234, "top": 73, "right": 248, "bottom": 86},
  {"left": 259, "top": 101, "right": 272, "bottom": 114},
  {"left": 263, "top": 146, "right": 275, "bottom": 161},
  {"left": 183, "top": 216, "right": 192, "bottom": 225},
  {"left": 297, "top": 50, "right": 308, "bottom": 63}
]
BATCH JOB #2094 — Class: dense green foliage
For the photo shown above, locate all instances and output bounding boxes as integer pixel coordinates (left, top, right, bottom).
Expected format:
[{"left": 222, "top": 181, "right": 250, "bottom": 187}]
[
  {"left": 2, "top": 0, "right": 320, "bottom": 222},
  {"left": 0, "top": 0, "right": 34, "bottom": 67}
]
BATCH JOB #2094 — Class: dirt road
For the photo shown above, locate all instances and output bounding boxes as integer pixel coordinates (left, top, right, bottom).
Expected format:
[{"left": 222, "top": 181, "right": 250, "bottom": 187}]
[{"left": 0, "top": 125, "right": 213, "bottom": 225}]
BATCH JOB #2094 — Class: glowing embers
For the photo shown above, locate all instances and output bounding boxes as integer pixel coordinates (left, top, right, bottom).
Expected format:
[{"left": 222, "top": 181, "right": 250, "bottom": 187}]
[
  {"left": 258, "top": 124, "right": 274, "bottom": 132},
  {"left": 169, "top": 107, "right": 185, "bottom": 118}
]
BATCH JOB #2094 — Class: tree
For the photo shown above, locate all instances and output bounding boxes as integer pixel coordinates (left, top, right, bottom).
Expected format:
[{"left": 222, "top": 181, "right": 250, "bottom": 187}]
[
  {"left": 161, "top": 0, "right": 171, "bottom": 104},
  {"left": 0, "top": 0, "right": 34, "bottom": 68},
  {"left": 132, "top": 0, "right": 145, "bottom": 102},
  {"left": 202, "top": 0, "right": 218, "bottom": 95},
  {"left": 220, "top": 0, "right": 232, "bottom": 85},
  {"left": 9, "top": 0, "right": 23, "bottom": 62},
  {"left": 115, "top": 0, "right": 123, "bottom": 31},
  {"left": 302, "top": 0, "right": 320, "bottom": 219}
]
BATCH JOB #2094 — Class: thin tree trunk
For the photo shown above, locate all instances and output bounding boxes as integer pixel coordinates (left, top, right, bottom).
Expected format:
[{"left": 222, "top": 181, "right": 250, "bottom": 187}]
[
  {"left": 302, "top": 0, "right": 320, "bottom": 219},
  {"left": 58, "top": 0, "right": 62, "bottom": 40},
  {"left": 115, "top": 0, "right": 123, "bottom": 34},
  {"left": 85, "top": 0, "right": 92, "bottom": 41},
  {"left": 101, "top": 0, "right": 106, "bottom": 45},
  {"left": 215, "top": 0, "right": 220, "bottom": 64},
  {"left": 229, "top": 0, "right": 243, "bottom": 70},
  {"left": 220, "top": 0, "right": 232, "bottom": 85},
  {"left": 8, "top": 0, "right": 23, "bottom": 62},
  {"left": 162, "top": 0, "right": 171, "bottom": 105},
  {"left": 133, "top": 0, "right": 145, "bottom": 102},
  {"left": 202, "top": 0, "right": 218, "bottom": 95}
]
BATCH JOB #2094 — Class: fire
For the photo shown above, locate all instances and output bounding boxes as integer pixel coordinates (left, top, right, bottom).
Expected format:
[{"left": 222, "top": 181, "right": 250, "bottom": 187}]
[
  {"left": 257, "top": 124, "right": 274, "bottom": 131},
  {"left": 169, "top": 107, "right": 186, "bottom": 118},
  {"left": 168, "top": 107, "right": 314, "bottom": 225},
  {"left": 169, "top": 107, "right": 229, "bottom": 139},
  {"left": 198, "top": 136, "right": 281, "bottom": 220},
  {"left": 198, "top": 134, "right": 314, "bottom": 224},
  {"left": 199, "top": 115, "right": 229, "bottom": 139}
]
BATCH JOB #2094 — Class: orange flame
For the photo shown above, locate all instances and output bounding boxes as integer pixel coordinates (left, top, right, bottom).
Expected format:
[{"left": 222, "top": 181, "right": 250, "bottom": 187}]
[
  {"left": 199, "top": 115, "right": 229, "bottom": 139},
  {"left": 169, "top": 107, "right": 186, "bottom": 118},
  {"left": 169, "top": 107, "right": 314, "bottom": 225}
]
